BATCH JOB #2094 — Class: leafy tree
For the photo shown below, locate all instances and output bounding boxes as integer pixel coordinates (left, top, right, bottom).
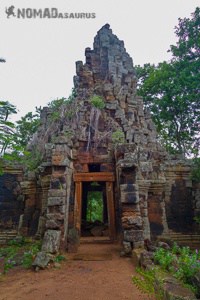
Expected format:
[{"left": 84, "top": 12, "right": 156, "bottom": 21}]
[
  {"left": 15, "top": 108, "right": 41, "bottom": 148},
  {"left": 87, "top": 191, "right": 103, "bottom": 222},
  {"left": 0, "top": 100, "right": 17, "bottom": 156},
  {"left": 136, "top": 7, "right": 200, "bottom": 157},
  {"left": 0, "top": 58, "right": 6, "bottom": 63}
]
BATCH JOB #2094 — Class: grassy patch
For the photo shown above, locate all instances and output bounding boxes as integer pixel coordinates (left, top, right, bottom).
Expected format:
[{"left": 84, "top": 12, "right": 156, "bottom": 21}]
[
  {"left": 132, "top": 267, "right": 163, "bottom": 300},
  {"left": 0, "top": 237, "right": 41, "bottom": 274}
]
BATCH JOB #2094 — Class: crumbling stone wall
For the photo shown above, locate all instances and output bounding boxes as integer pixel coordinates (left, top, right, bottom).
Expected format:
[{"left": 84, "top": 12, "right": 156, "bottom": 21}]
[
  {"left": 0, "top": 164, "right": 42, "bottom": 238},
  {"left": 0, "top": 168, "right": 23, "bottom": 230},
  {"left": 2, "top": 24, "right": 197, "bottom": 253},
  {"left": 30, "top": 24, "right": 170, "bottom": 252},
  {"left": 163, "top": 160, "right": 194, "bottom": 233}
]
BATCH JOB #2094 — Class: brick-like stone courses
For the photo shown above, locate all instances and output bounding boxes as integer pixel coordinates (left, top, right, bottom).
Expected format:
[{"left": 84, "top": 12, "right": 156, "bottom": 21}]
[
  {"left": 0, "top": 169, "right": 23, "bottom": 230},
  {"left": 71, "top": 24, "right": 170, "bottom": 250},
  {"left": 163, "top": 160, "right": 194, "bottom": 233},
  {"left": 16, "top": 24, "right": 199, "bottom": 253}
]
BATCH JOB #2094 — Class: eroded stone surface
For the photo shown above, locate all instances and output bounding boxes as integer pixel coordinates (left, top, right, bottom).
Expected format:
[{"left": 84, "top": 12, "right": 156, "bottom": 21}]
[
  {"left": 0, "top": 24, "right": 199, "bottom": 255},
  {"left": 41, "top": 230, "right": 61, "bottom": 253}
]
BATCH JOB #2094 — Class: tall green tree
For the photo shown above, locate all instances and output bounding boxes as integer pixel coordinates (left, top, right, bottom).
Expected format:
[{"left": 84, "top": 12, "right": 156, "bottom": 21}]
[
  {"left": 0, "top": 100, "right": 17, "bottom": 156},
  {"left": 15, "top": 108, "right": 41, "bottom": 148},
  {"left": 136, "top": 7, "right": 200, "bottom": 156}
]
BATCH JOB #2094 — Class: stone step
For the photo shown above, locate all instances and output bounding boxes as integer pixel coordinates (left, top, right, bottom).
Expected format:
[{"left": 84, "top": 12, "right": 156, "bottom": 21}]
[
  {"left": 158, "top": 232, "right": 200, "bottom": 249},
  {"left": 0, "top": 230, "right": 18, "bottom": 245},
  {"left": 164, "top": 235, "right": 200, "bottom": 240}
]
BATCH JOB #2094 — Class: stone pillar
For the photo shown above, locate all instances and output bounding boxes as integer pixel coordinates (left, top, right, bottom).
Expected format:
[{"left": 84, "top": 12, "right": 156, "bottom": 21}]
[
  {"left": 138, "top": 180, "right": 151, "bottom": 240},
  {"left": 193, "top": 182, "right": 200, "bottom": 232},
  {"left": 41, "top": 139, "right": 73, "bottom": 253},
  {"left": 20, "top": 171, "right": 37, "bottom": 236},
  {"left": 148, "top": 180, "right": 168, "bottom": 239},
  {"left": 117, "top": 164, "right": 144, "bottom": 250}
]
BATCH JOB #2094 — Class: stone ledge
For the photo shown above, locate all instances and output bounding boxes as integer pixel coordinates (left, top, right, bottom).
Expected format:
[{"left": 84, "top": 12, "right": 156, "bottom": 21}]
[
  {"left": 154, "top": 273, "right": 197, "bottom": 300},
  {"left": 48, "top": 189, "right": 66, "bottom": 197},
  {"left": 47, "top": 197, "right": 65, "bottom": 206}
]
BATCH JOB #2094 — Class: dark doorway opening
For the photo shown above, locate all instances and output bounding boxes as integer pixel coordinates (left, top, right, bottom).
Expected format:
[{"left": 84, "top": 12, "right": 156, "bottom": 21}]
[
  {"left": 81, "top": 182, "right": 109, "bottom": 237},
  {"left": 73, "top": 172, "right": 116, "bottom": 242},
  {"left": 88, "top": 164, "right": 101, "bottom": 172}
]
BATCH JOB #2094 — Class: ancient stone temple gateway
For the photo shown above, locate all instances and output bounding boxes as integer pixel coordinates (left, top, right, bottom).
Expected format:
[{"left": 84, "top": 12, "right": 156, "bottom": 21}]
[{"left": 0, "top": 24, "right": 199, "bottom": 253}]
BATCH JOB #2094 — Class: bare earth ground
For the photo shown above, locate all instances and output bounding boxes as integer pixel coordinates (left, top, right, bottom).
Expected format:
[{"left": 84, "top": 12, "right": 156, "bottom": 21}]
[{"left": 0, "top": 241, "right": 152, "bottom": 300}]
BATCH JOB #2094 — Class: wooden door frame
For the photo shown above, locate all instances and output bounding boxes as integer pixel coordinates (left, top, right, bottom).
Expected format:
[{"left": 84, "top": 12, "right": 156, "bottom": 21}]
[{"left": 73, "top": 172, "right": 116, "bottom": 241}]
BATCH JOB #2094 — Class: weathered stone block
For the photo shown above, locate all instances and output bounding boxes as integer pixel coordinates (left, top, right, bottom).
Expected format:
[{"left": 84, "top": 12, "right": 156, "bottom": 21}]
[
  {"left": 32, "top": 251, "right": 54, "bottom": 269},
  {"left": 42, "top": 230, "right": 61, "bottom": 253},
  {"left": 140, "top": 162, "right": 153, "bottom": 172},
  {"left": 120, "top": 184, "right": 138, "bottom": 193},
  {"left": 46, "top": 213, "right": 64, "bottom": 221},
  {"left": 52, "top": 155, "right": 70, "bottom": 166},
  {"left": 154, "top": 275, "right": 196, "bottom": 300},
  {"left": 124, "top": 229, "right": 143, "bottom": 242},
  {"left": 120, "top": 241, "right": 132, "bottom": 256},
  {"left": 48, "top": 190, "right": 66, "bottom": 197},
  {"left": 46, "top": 219, "right": 61, "bottom": 229},
  {"left": 47, "top": 197, "right": 65, "bottom": 206},
  {"left": 122, "top": 204, "right": 140, "bottom": 213},
  {"left": 121, "top": 191, "right": 139, "bottom": 204},
  {"left": 122, "top": 216, "right": 143, "bottom": 228}
]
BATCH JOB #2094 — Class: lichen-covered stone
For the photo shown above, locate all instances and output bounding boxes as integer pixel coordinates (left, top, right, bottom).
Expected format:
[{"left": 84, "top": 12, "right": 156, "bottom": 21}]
[
  {"left": 32, "top": 251, "right": 54, "bottom": 270},
  {"left": 41, "top": 230, "right": 61, "bottom": 253},
  {"left": 124, "top": 230, "right": 144, "bottom": 242},
  {"left": 0, "top": 24, "right": 197, "bottom": 255}
]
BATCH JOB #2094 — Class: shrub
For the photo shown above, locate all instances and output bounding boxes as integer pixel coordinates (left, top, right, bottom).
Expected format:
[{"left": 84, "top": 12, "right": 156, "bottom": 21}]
[
  {"left": 90, "top": 95, "right": 105, "bottom": 109},
  {"left": 191, "top": 158, "right": 200, "bottom": 182},
  {"left": 112, "top": 130, "right": 125, "bottom": 145},
  {"left": 0, "top": 238, "right": 41, "bottom": 273},
  {"left": 153, "top": 244, "right": 200, "bottom": 294}
]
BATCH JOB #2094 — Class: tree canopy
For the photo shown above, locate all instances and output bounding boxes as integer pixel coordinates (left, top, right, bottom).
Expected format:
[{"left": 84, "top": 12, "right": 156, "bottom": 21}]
[
  {"left": 136, "top": 7, "right": 200, "bottom": 157},
  {"left": 0, "top": 100, "right": 17, "bottom": 157}
]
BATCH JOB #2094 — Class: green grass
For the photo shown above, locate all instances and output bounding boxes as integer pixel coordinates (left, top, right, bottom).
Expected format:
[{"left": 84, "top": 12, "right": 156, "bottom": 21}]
[{"left": 0, "top": 237, "right": 41, "bottom": 274}]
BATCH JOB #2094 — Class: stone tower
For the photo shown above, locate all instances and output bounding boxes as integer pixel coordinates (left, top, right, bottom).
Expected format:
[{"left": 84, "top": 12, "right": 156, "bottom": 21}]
[{"left": 20, "top": 24, "right": 195, "bottom": 254}]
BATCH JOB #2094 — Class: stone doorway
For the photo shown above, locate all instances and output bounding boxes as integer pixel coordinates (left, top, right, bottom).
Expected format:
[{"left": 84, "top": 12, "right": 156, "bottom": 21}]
[{"left": 73, "top": 172, "right": 116, "bottom": 241}]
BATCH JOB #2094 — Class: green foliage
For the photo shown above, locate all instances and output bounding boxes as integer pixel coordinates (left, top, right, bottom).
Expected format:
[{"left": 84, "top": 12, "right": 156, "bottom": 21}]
[
  {"left": 153, "top": 243, "right": 200, "bottom": 294},
  {"left": 170, "top": 7, "right": 200, "bottom": 62},
  {"left": 112, "top": 129, "right": 125, "bottom": 145},
  {"left": 22, "top": 241, "right": 41, "bottom": 269},
  {"left": 87, "top": 191, "right": 103, "bottom": 222},
  {"left": 136, "top": 7, "right": 200, "bottom": 157},
  {"left": 48, "top": 97, "right": 68, "bottom": 122},
  {"left": 54, "top": 255, "right": 66, "bottom": 263},
  {"left": 154, "top": 247, "right": 175, "bottom": 271},
  {"left": 0, "top": 88, "right": 77, "bottom": 172},
  {"left": 194, "top": 216, "right": 200, "bottom": 224},
  {"left": 132, "top": 267, "right": 155, "bottom": 295},
  {"left": 22, "top": 147, "right": 43, "bottom": 171},
  {"left": 0, "top": 101, "right": 40, "bottom": 172},
  {"left": 16, "top": 109, "right": 41, "bottom": 148},
  {"left": 191, "top": 158, "right": 200, "bottom": 182},
  {"left": 132, "top": 267, "right": 163, "bottom": 299},
  {"left": 0, "top": 237, "right": 41, "bottom": 273},
  {"left": 90, "top": 95, "right": 105, "bottom": 110},
  {"left": 48, "top": 89, "right": 76, "bottom": 111},
  {"left": 47, "top": 89, "right": 77, "bottom": 122},
  {"left": 0, "top": 100, "right": 17, "bottom": 156}
]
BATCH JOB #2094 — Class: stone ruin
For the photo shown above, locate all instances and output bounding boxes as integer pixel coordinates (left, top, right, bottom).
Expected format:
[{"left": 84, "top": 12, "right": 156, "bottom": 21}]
[{"left": 0, "top": 24, "right": 199, "bottom": 253}]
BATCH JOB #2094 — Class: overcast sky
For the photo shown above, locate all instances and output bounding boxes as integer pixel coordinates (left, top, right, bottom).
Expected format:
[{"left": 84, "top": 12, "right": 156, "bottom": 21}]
[{"left": 0, "top": 0, "right": 199, "bottom": 121}]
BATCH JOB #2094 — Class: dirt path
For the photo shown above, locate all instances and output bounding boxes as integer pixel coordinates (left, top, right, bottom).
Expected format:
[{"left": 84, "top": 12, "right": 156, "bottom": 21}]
[{"left": 0, "top": 242, "right": 151, "bottom": 300}]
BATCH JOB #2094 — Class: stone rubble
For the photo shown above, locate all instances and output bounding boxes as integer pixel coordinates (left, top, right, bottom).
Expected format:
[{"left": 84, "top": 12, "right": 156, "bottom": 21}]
[{"left": 0, "top": 24, "right": 199, "bottom": 258}]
